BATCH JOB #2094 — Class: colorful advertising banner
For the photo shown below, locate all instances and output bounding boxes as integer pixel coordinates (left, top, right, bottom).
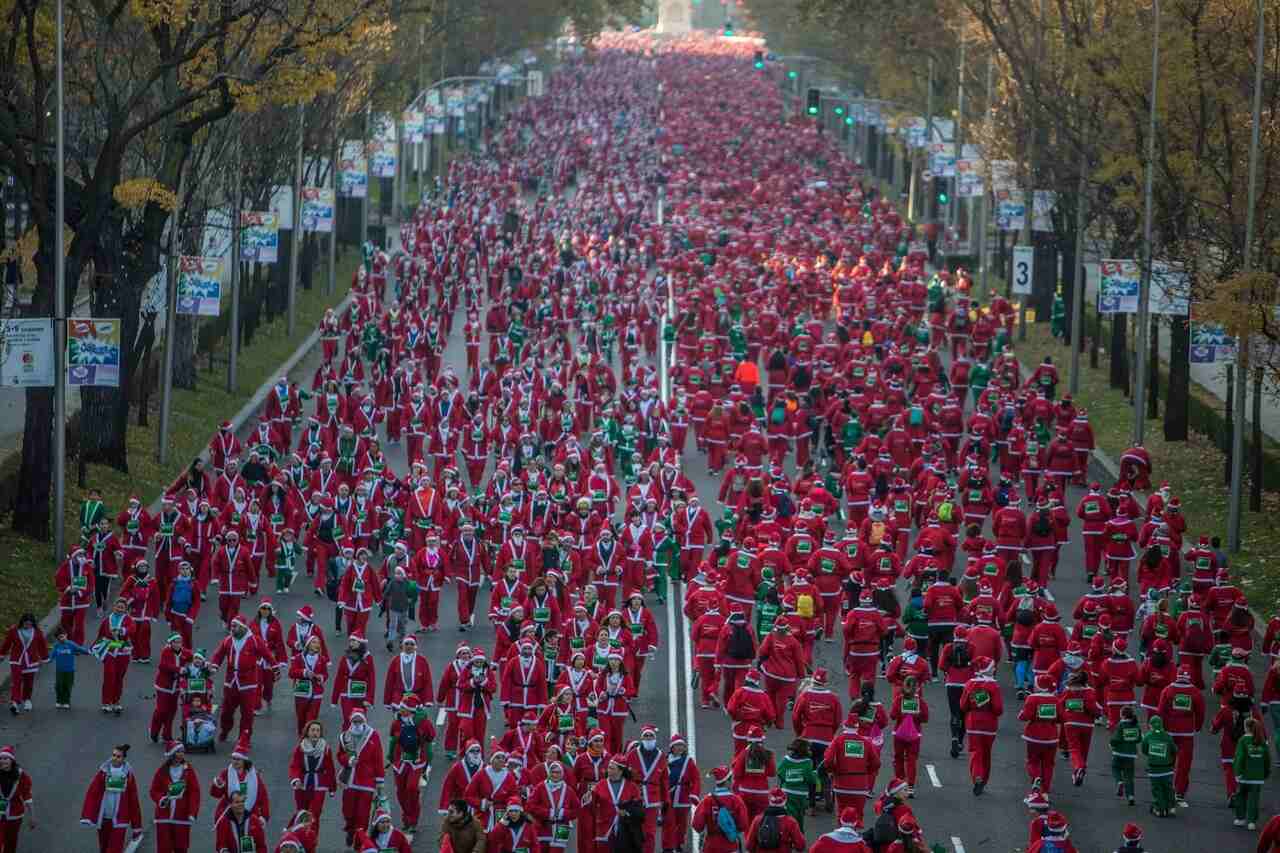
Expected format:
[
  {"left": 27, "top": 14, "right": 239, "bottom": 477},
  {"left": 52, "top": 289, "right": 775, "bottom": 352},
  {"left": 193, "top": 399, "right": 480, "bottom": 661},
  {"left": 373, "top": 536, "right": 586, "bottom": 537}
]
[
  {"left": 1190, "top": 305, "right": 1237, "bottom": 364},
  {"left": 300, "top": 187, "right": 335, "bottom": 233},
  {"left": 1099, "top": 259, "right": 1140, "bottom": 314},
  {"left": 338, "top": 141, "right": 368, "bottom": 198},
  {"left": 175, "top": 256, "right": 223, "bottom": 316},
  {"left": 67, "top": 317, "right": 121, "bottom": 387},
  {"left": 240, "top": 212, "right": 279, "bottom": 263}
]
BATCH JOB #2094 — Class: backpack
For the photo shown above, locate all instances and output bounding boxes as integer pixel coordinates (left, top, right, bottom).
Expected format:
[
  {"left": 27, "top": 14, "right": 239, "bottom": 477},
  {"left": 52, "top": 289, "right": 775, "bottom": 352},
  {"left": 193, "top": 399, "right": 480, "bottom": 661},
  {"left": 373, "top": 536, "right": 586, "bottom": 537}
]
[
  {"left": 1032, "top": 510, "right": 1052, "bottom": 537},
  {"left": 1015, "top": 596, "right": 1037, "bottom": 627},
  {"left": 869, "top": 521, "right": 886, "bottom": 546},
  {"left": 756, "top": 811, "right": 782, "bottom": 850},
  {"left": 796, "top": 594, "right": 815, "bottom": 619},
  {"left": 713, "top": 798, "right": 740, "bottom": 842},
  {"left": 867, "top": 807, "right": 899, "bottom": 848},
  {"left": 727, "top": 624, "right": 755, "bottom": 661},
  {"left": 950, "top": 640, "right": 971, "bottom": 669},
  {"left": 937, "top": 501, "right": 954, "bottom": 523},
  {"left": 398, "top": 720, "right": 420, "bottom": 759},
  {"left": 770, "top": 406, "right": 787, "bottom": 426},
  {"left": 1037, "top": 839, "right": 1066, "bottom": 853},
  {"left": 893, "top": 708, "right": 921, "bottom": 743}
]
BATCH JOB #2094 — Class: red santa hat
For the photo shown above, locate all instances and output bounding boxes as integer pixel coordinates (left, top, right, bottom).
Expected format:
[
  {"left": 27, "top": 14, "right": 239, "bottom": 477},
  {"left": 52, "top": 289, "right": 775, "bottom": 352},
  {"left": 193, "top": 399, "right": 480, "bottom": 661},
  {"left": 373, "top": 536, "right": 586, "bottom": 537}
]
[
  {"left": 348, "top": 705, "right": 368, "bottom": 722},
  {"left": 669, "top": 734, "right": 687, "bottom": 749},
  {"left": 0, "top": 746, "right": 14, "bottom": 762},
  {"left": 811, "top": 668, "right": 829, "bottom": 686},
  {"left": 1045, "top": 812, "right": 1069, "bottom": 835},
  {"left": 520, "top": 712, "right": 539, "bottom": 726},
  {"left": 1122, "top": 823, "right": 1143, "bottom": 842},
  {"left": 709, "top": 765, "right": 732, "bottom": 786},
  {"left": 640, "top": 724, "right": 658, "bottom": 737},
  {"left": 401, "top": 695, "right": 421, "bottom": 712},
  {"left": 973, "top": 656, "right": 995, "bottom": 676},
  {"left": 768, "top": 788, "right": 787, "bottom": 806},
  {"left": 231, "top": 735, "right": 252, "bottom": 761},
  {"left": 838, "top": 807, "right": 862, "bottom": 829},
  {"left": 505, "top": 798, "right": 523, "bottom": 813},
  {"left": 885, "top": 777, "right": 909, "bottom": 797},
  {"left": 1034, "top": 674, "right": 1055, "bottom": 692},
  {"left": 588, "top": 729, "right": 606, "bottom": 743},
  {"left": 745, "top": 724, "right": 765, "bottom": 743},
  {"left": 164, "top": 740, "right": 184, "bottom": 759},
  {"left": 229, "top": 615, "right": 249, "bottom": 631}
]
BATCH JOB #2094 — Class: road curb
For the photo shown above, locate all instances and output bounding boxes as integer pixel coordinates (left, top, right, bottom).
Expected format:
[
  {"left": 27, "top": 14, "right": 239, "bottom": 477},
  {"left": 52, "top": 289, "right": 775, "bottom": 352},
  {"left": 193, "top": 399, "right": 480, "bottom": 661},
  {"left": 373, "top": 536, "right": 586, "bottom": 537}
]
[{"left": 4, "top": 290, "right": 353, "bottom": 698}]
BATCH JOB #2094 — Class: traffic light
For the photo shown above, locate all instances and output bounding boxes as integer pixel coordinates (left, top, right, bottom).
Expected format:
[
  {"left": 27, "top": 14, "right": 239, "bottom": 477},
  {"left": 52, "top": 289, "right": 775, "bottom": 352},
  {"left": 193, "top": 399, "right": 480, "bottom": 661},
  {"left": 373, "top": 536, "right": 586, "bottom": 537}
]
[
  {"left": 934, "top": 177, "right": 949, "bottom": 206},
  {"left": 787, "top": 69, "right": 798, "bottom": 80},
  {"left": 753, "top": 51, "right": 764, "bottom": 70},
  {"left": 833, "top": 104, "right": 845, "bottom": 117},
  {"left": 724, "top": 19, "right": 734, "bottom": 36},
  {"left": 806, "top": 88, "right": 820, "bottom": 116},
  {"left": 844, "top": 114, "right": 854, "bottom": 126}
]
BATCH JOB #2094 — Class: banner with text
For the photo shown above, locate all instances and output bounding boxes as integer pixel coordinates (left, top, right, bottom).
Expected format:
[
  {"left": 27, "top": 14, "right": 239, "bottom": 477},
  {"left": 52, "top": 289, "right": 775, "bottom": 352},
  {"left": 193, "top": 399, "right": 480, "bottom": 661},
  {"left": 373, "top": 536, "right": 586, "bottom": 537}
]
[
  {"left": 240, "top": 212, "right": 279, "bottom": 263},
  {"left": 300, "top": 187, "right": 335, "bottom": 233},
  {"left": 1099, "top": 259, "right": 1140, "bottom": 314},
  {"left": 176, "top": 256, "right": 223, "bottom": 316},
  {"left": 0, "top": 318, "right": 54, "bottom": 387},
  {"left": 338, "top": 141, "right": 368, "bottom": 197},
  {"left": 67, "top": 318, "right": 121, "bottom": 387}
]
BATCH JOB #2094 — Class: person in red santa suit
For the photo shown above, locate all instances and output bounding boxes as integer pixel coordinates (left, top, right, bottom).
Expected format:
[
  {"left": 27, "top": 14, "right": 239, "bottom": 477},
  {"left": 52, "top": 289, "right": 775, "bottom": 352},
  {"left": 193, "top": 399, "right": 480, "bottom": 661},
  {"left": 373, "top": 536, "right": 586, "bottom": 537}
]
[
  {"left": 808, "top": 807, "right": 871, "bottom": 853},
  {"left": 387, "top": 695, "right": 436, "bottom": 833},
  {"left": 439, "top": 741, "right": 485, "bottom": 820},
  {"left": 211, "top": 530, "right": 253, "bottom": 627},
  {"left": 528, "top": 757, "right": 580, "bottom": 853},
  {"left": 287, "top": 630, "right": 329, "bottom": 735},
  {"left": 331, "top": 632, "right": 378, "bottom": 726},
  {"left": 959, "top": 656, "right": 1004, "bottom": 795},
  {"left": 148, "top": 740, "right": 200, "bottom": 853},
  {"left": 289, "top": 719, "right": 337, "bottom": 821},
  {"left": 249, "top": 599, "right": 288, "bottom": 710},
  {"left": 0, "top": 613, "right": 48, "bottom": 716},
  {"left": 692, "top": 765, "right": 749, "bottom": 853},
  {"left": 55, "top": 547, "right": 95, "bottom": 645},
  {"left": 149, "top": 632, "right": 191, "bottom": 743},
  {"left": 588, "top": 757, "right": 644, "bottom": 853},
  {"left": 1017, "top": 674, "right": 1062, "bottom": 794},
  {"left": 209, "top": 735, "right": 270, "bottom": 825},
  {"left": 660, "top": 732, "right": 700, "bottom": 853},
  {"left": 623, "top": 724, "right": 669, "bottom": 853},
  {"left": 466, "top": 749, "right": 521, "bottom": 833},
  {"left": 80, "top": 744, "right": 144, "bottom": 853},
  {"left": 0, "top": 745, "right": 34, "bottom": 853},
  {"left": 212, "top": 790, "right": 268, "bottom": 853},
  {"left": 384, "top": 634, "right": 433, "bottom": 711},
  {"left": 758, "top": 619, "right": 806, "bottom": 724},
  {"left": 338, "top": 547, "right": 383, "bottom": 639},
  {"left": 355, "top": 808, "right": 413, "bottom": 853},
  {"left": 337, "top": 705, "right": 384, "bottom": 849},
  {"left": 209, "top": 615, "right": 275, "bottom": 743},
  {"left": 745, "top": 788, "right": 806, "bottom": 853},
  {"left": 501, "top": 639, "right": 550, "bottom": 729},
  {"left": 823, "top": 705, "right": 881, "bottom": 826},
  {"left": 94, "top": 598, "right": 135, "bottom": 714}
]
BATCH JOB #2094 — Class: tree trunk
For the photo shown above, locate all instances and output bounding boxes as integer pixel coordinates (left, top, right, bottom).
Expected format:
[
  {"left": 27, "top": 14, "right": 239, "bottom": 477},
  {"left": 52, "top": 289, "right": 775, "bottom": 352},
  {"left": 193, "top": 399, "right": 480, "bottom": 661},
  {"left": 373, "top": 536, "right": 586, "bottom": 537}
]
[
  {"left": 172, "top": 312, "right": 199, "bottom": 390},
  {"left": 12, "top": 388, "right": 53, "bottom": 539},
  {"left": 301, "top": 233, "right": 317, "bottom": 292},
  {"left": 1110, "top": 313, "right": 1129, "bottom": 394},
  {"left": 1251, "top": 366, "right": 1263, "bottom": 511},
  {"left": 1164, "top": 315, "right": 1190, "bottom": 441},
  {"left": 1060, "top": 225, "right": 1077, "bottom": 344},
  {"left": 1091, "top": 308, "right": 1102, "bottom": 369}
]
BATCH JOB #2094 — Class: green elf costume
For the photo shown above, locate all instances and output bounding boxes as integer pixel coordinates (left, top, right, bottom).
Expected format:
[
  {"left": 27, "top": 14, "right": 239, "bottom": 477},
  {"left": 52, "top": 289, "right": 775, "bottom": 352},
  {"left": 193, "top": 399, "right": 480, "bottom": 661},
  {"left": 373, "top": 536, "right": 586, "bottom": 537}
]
[
  {"left": 1109, "top": 709, "right": 1141, "bottom": 805},
  {"left": 651, "top": 522, "right": 680, "bottom": 600},
  {"left": 777, "top": 743, "right": 817, "bottom": 830},
  {"left": 754, "top": 571, "right": 781, "bottom": 642},
  {"left": 1232, "top": 723, "right": 1271, "bottom": 827},
  {"left": 1140, "top": 715, "right": 1178, "bottom": 816}
]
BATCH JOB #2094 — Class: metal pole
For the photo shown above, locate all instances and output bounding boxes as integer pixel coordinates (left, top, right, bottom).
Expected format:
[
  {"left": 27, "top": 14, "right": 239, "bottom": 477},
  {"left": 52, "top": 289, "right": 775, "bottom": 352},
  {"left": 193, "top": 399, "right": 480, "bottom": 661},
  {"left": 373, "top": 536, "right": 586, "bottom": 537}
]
[
  {"left": 360, "top": 105, "right": 370, "bottom": 246},
  {"left": 1069, "top": 144, "right": 1088, "bottom": 395},
  {"left": 978, "top": 56, "right": 993, "bottom": 297},
  {"left": 1229, "top": 0, "right": 1264, "bottom": 551},
  {"left": 53, "top": 0, "right": 66, "bottom": 559},
  {"left": 951, "top": 38, "right": 965, "bottom": 230},
  {"left": 157, "top": 163, "right": 188, "bottom": 465},
  {"left": 328, "top": 136, "right": 338, "bottom": 296},
  {"left": 1133, "top": 0, "right": 1161, "bottom": 444},
  {"left": 288, "top": 103, "right": 303, "bottom": 337},
  {"left": 228, "top": 141, "right": 242, "bottom": 392}
]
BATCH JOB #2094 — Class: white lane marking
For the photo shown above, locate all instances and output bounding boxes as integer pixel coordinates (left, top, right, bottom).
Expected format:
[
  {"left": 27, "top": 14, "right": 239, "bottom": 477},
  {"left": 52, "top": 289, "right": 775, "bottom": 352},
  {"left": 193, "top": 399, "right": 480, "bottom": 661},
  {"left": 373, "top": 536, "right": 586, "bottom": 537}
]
[
  {"left": 951, "top": 837, "right": 966, "bottom": 853},
  {"left": 681, "top": 577, "right": 701, "bottom": 853},
  {"left": 927, "top": 764, "right": 942, "bottom": 787}
]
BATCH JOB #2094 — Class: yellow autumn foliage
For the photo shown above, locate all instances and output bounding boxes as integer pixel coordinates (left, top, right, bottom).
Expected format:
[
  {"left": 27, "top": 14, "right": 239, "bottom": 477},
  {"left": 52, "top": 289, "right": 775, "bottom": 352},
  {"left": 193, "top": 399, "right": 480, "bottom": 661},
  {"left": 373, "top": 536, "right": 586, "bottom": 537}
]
[{"left": 113, "top": 178, "right": 177, "bottom": 212}]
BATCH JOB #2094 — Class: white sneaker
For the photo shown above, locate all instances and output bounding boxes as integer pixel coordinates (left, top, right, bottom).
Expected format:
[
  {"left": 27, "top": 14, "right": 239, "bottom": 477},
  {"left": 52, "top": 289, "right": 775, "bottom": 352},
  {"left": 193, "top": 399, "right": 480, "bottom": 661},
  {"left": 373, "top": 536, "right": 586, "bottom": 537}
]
[
  {"left": 1235, "top": 819, "right": 1246, "bottom": 827},
  {"left": 22, "top": 701, "right": 31, "bottom": 711},
  {"left": 1178, "top": 798, "right": 1190, "bottom": 808},
  {"left": 1250, "top": 823, "right": 1257, "bottom": 831}
]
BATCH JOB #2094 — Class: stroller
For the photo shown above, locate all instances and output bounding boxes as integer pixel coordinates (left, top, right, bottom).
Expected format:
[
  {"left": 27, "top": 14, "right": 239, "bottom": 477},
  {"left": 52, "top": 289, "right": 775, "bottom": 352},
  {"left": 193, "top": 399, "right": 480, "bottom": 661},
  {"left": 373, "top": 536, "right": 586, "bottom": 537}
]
[{"left": 181, "top": 690, "right": 218, "bottom": 754}]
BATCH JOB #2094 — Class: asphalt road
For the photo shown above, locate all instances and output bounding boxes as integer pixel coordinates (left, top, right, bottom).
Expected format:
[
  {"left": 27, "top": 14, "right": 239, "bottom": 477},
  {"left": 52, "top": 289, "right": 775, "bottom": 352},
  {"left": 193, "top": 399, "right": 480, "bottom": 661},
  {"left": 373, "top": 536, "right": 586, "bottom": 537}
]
[{"left": 3, "top": 44, "right": 1273, "bottom": 853}]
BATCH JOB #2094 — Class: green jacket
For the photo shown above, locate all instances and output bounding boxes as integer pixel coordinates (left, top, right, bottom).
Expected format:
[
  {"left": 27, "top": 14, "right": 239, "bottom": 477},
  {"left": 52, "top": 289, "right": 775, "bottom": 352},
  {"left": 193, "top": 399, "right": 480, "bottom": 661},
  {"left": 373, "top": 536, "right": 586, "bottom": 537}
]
[
  {"left": 902, "top": 602, "right": 929, "bottom": 641},
  {"left": 1109, "top": 718, "right": 1142, "bottom": 759},
  {"left": 1140, "top": 718, "right": 1177, "bottom": 773},
  {"left": 777, "top": 755, "right": 816, "bottom": 797},
  {"left": 1234, "top": 734, "right": 1272, "bottom": 783},
  {"left": 653, "top": 536, "right": 681, "bottom": 579}
]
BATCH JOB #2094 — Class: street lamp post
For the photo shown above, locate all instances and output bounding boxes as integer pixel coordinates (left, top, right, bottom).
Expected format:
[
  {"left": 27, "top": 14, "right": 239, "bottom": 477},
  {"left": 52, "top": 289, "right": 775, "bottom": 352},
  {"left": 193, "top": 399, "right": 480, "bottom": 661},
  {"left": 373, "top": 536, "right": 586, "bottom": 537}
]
[
  {"left": 53, "top": 0, "right": 66, "bottom": 558},
  {"left": 1132, "top": 0, "right": 1162, "bottom": 444}
]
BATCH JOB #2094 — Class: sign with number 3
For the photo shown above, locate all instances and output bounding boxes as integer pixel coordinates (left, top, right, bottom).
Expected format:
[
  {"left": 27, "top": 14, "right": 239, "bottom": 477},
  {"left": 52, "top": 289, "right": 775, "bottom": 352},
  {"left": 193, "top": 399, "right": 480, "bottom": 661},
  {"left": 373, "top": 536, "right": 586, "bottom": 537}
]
[{"left": 1012, "top": 245, "right": 1034, "bottom": 295}]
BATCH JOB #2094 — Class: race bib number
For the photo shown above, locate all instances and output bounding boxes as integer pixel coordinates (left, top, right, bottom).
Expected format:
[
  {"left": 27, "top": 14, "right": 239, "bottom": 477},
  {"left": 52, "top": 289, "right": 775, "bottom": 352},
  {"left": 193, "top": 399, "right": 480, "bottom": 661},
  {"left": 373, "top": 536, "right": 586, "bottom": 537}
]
[
  {"left": 72, "top": 575, "right": 88, "bottom": 590},
  {"left": 1036, "top": 703, "right": 1057, "bottom": 720},
  {"left": 1065, "top": 699, "right": 1084, "bottom": 713},
  {"left": 554, "top": 824, "right": 571, "bottom": 843},
  {"left": 843, "top": 739, "right": 865, "bottom": 759},
  {"left": 294, "top": 679, "right": 313, "bottom": 698},
  {"left": 971, "top": 689, "right": 990, "bottom": 707},
  {"left": 349, "top": 680, "right": 367, "bottom": 698},
  {"left": 1147, "top": 742, "right": 1168, "bottom": 759},
  {"left": 1172, "top": 693, "right": 1192, "bottom": 711}
]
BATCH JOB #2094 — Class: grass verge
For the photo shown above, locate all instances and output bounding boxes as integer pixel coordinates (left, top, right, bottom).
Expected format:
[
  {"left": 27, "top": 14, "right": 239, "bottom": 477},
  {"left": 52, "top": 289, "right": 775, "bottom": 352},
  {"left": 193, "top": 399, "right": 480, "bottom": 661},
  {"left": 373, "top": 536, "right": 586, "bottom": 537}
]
[
  {"left": 0, "top": 253, "right": 358, "bottom": 630},
  {"left": 1020, "top": 320, "right": 1280, "bottom": 612}
]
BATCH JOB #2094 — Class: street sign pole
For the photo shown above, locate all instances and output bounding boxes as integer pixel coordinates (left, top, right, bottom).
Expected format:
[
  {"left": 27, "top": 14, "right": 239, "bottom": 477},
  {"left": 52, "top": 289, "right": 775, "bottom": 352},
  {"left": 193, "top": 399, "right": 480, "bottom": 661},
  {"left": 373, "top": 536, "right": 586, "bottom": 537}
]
[{"left": 1133, "top": 0, "right": 1161, "bottom": 443}]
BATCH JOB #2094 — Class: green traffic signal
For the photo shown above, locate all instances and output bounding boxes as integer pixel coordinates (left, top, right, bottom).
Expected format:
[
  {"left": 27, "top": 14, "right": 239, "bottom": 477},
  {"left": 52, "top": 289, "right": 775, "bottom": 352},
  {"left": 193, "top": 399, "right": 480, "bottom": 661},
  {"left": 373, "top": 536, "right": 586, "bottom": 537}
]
[
  {"left": 938, "top": 191, "right": 950, "bottom": 205},
  {"left": 787, "top": 70, "right": 798, "bottom": 79},
  {"left": 833, "top": 105, "right": 844, "bottom": 115},
  {"left": 845, "top": 115, "right": 854, "bottom": 125}
]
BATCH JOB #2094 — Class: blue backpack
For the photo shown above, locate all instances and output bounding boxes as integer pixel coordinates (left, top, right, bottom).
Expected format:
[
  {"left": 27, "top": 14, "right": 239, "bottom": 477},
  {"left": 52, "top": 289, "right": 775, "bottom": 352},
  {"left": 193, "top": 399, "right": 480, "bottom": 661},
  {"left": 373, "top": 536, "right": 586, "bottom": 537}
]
[{"left": 714, "top": 797, "right": 740, "bottom": 842}]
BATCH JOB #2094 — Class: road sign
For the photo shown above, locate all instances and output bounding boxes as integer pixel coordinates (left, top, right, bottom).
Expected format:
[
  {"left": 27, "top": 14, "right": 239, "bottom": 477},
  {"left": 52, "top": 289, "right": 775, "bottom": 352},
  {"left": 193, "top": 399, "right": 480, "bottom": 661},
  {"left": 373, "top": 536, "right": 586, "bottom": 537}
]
[{"left": 1012, "top": 245, "right": 1034, "bottom": 295}]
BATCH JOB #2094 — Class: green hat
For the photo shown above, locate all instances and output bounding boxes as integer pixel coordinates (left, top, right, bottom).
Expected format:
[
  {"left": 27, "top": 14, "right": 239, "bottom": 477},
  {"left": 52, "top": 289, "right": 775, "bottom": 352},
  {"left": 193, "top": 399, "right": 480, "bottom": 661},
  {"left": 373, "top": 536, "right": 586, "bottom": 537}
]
[
  {"left": 167, "top": 633, "right": 182, "bottom": 644},
  {"left": 194, "top": 648, "right": 207, "bottom": 659}
]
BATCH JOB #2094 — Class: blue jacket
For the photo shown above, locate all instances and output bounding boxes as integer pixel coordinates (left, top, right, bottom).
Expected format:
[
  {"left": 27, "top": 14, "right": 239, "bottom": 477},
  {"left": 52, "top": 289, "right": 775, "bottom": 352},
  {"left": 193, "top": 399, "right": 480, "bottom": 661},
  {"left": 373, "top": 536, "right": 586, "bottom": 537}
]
[{"left": 51, "top": 640, "right": 89, "bottom": 673}]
